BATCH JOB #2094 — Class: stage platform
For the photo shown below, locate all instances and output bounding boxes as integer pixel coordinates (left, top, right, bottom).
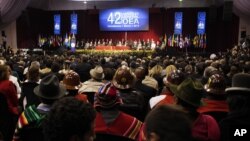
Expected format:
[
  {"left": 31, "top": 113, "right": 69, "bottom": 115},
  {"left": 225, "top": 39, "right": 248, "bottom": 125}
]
[
  {"left": 95, "top": 46, "right": 130, "bottom": 50},
  {"left": 74, "top": 49, "right": 154, "bottom": 56}
]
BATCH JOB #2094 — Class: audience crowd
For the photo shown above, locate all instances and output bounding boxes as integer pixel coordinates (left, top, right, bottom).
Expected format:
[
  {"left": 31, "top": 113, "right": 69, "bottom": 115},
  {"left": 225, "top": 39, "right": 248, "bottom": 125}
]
[{"left": 0, "top": 45, "right": 249, "bottom": 141}]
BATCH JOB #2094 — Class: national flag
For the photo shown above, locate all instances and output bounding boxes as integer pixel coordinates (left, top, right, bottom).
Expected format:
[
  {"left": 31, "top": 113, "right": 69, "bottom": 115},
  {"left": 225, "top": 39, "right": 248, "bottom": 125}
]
[
  {"left": 38, "top": 34, "right": 42, "bottom": 47},
  {"left": 164, "top": 34, "right": 167, "bottom": 45},
  {"left": 168, "top": 36, "right": 172, "bottom": 47},
  {"left": 204, "top": 34, "right": 207, "bottom": 48},
  {"left": 172, "top": 34, "right": 175, "bottom": 47},
  {"left": 193, "top": 35, "right": 199, "bottom": 47},
  {"left": 176, "top": 35, "right": 179, "bottom": 47},
  {"left": 179, "top": 35, "right": 184, "bottom": 48},
  {"left": 199, "top": 34, "right": 203, "bottom": 48}
]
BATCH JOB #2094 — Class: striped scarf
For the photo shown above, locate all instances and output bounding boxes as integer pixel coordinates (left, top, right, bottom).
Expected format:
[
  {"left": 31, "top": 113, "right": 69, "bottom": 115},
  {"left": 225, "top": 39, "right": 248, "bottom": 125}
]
[{"left": 12, "top": 105, "right": 45, "bottom": 141}]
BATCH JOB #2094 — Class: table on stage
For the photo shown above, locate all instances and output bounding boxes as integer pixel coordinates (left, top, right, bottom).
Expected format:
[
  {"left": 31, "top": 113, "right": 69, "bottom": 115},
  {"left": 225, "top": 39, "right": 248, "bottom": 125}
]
[{"left": 95, "top": 46, "right": 130, "bottom": 50}]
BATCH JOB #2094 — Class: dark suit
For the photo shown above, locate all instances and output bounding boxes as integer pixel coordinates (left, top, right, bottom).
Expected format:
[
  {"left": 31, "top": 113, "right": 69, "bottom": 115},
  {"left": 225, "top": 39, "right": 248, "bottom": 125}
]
[{"left": 220, "top": 112, "right": 250, "bottom": 141}]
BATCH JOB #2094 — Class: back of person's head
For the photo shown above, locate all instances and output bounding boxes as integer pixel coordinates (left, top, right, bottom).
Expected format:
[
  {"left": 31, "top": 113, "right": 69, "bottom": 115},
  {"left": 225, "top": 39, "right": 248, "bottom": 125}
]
[
  {"left": 43, "top": 97, "right": 96, "bottom": 141},
  {"left": 225, "top": 73, "right": 250, "bottom": 114},
  {"left": 51, "top": 62, "right": 60, "bottom": 73},
  {"left": 185, "top": 65, "right": 193, "bottom": 74},
  {"left": 148, "top": 60, "right": 157, "bottom": 70},
  {"left": 81, "top": 55, "right": 88, "bottom": 63},
  {"left": 0, "top": 65, "right": 9, "bottom": 81},
  {"left": 28, "top": 66, "right": 40, "bottom": 82},
  {"left": 149, "top": 65, "right": 162, "bottom": 78},
  {"left": 103, "top": 68, "right": 115, "bottom": 81},
  {"left": 30, "top": 61, "right": 40, "bottom": 69},
  {"left": 134, "top": 67, "right": 146, "bottom": 81},
  {"left": 45, "top": 60, "right": 52, "bottom": 68},
  {"left": 244, "top": 61, "right": 250, "bottom": 73},
  {"left": 196, "top": 62, "right": 205, "bottom": 75},
  {"left": 165, "top": 65, "right": 177, "bottom": 77},
  {"left": 145, "top": 105, "right": 192, "bottom": 141}
]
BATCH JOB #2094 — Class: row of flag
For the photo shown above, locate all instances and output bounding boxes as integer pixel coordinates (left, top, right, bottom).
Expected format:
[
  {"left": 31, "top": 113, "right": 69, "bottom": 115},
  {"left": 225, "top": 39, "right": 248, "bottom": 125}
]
[
  {"left": 163, "top": 34, "right": 207, "bottom": 48},
  {"left": 38, "top": 33, "right": 76, "bottom": 48}
]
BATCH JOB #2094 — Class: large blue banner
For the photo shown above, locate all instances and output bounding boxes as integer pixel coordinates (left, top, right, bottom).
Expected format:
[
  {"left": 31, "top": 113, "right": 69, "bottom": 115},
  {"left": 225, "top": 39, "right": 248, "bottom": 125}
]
[
  {"left": 71, "top": 14, "right": 78, "bottom": 34},
  {"left": 99, "top": 8, "right": 149, "bottom": 31},
  {"left": 174, "top": 12, "right": 183, "bottom": 35},
  {"left": 54, "top": 14, "right": 61, "bottom": 35},
  {"left": 197, "top": 12, "right": 206, "bottom": 34}
]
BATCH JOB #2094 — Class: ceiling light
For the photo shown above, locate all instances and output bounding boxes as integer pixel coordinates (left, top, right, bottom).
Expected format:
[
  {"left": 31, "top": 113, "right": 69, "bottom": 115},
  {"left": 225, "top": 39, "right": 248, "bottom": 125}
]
[
  {"left": 179, "top": 0, "right": 183, "bottom": 2},
  {"left": 83, "top": 1, "right": 87, "bottom": 4}
]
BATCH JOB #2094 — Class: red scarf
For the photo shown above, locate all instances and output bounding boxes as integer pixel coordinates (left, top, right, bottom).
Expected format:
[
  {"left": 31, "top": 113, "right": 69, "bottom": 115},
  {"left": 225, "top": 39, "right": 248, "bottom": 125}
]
[{"left": 95, "top": 112, "right": 142, "bottom": 140}]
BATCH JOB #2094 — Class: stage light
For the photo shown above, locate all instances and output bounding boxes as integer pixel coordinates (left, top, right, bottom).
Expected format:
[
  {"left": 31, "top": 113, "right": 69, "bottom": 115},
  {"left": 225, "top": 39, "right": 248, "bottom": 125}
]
[
  {"left": 179, "top": 0, "right": 183, "bottom": 2},
  {"left": 83, "top": 1, "right": 87, "bottom": 4},
  {"left": 71, "top": 42, "right": 76, "bottom": 48},
  {"left": 71, "top": 34, "right": 76, "bottom": 48}
]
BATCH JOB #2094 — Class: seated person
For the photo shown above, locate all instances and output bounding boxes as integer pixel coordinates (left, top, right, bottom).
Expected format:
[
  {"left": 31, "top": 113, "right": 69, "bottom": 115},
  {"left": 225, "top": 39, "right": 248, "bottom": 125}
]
[
  {"left": 150, "top": 70, "right": 185, "bottom": 109},
  {"left": 94, "top": 82, "right": 143, "bottom": 140},
  {"left": 198, "top": 73, "right": 229, "bottom": 122},
  {"left": 142, "top": 105, "right": 192, "bottom": 141},
  {"left": 170, "top": 78, "right": 220, "bottom": 141},
  {"left": 78, "top": 66, "right": 105, "bottom": 104},
  {"left": 61, "top": 70, "right": 88, "bottom": 103},
  {"left": 220, "top": 73, "right": 250, "bottom": 141},
  {"left": 13, "top": 74, "right": 66, "bottom": 141}
]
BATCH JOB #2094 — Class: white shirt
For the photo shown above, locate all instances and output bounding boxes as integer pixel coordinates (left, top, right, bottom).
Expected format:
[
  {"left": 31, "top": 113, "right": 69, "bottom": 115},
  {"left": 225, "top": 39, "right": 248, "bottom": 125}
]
[
  {"left": 9, "top": 75, "right": 21, "bottom": 98},
  {"left": 149, "top": 95, "right": 166, "bottom": 109}
]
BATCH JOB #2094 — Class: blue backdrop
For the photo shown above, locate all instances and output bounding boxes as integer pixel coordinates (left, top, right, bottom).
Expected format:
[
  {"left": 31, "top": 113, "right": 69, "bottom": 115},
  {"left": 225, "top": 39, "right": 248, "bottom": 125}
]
[
  {"left": 71, "top": 13, "right": 78, "bottom": 34},
  {"left": 99, "top": 8, "right": 149, "bottom": 31},
  {"left": 174, "top": 12, "right": 183, "bottom": 35},
  {"left": 54, "top": 14, "right": 61, "bottom": 35},
  {"left": 197, "top": 12, "right": 206, "bottom": 34}
]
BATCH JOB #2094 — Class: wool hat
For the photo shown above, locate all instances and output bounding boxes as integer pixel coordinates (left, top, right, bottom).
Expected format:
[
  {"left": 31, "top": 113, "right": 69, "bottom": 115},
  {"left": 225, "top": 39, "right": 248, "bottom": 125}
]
[
  {"left": 203, "top": 66, "right": 218, "bottom": 78},
  {"left": 34, "top": 74, "right": 66, "bottom": 100},
  {"left": 90, "top": 65, "right": 105, "bottom": 80},
  {"left": 94, "top": 82, "right": 122, "bottom": 109},
  {"left": 170, "top": 78, "right": 204, "bottom": 107},
  {"left": 112, "top": 66, "right": 136, "bottom": 89},
  {"left": 204, "top": 73, "right": 226, "bottom": 95},
  {"left": 163, "top": 69, "right": 185, "bottom": 86},
  {"left": 225, "top": 73, "right": 250, "bottom": 94},
  {"left": 62, "top": 71, "right": 81, "bottom": 90}
]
